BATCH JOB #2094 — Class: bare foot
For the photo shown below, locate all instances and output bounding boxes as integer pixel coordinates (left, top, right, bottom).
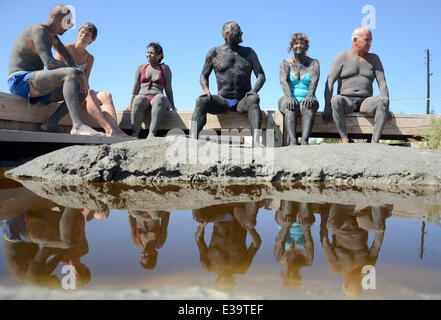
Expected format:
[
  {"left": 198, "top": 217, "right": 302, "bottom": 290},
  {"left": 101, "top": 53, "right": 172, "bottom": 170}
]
[
  {"left": 106, "top": 128, "right": 132, "bottom": 139},
  {"left": 342, "top": 138, "right": 350, "bottom": 144},
  {"left": 40, "top": 122, "right": 66, "bottom": 134},
  {"left": 70, "top": 124, "right": 103, "bottom": 136}
]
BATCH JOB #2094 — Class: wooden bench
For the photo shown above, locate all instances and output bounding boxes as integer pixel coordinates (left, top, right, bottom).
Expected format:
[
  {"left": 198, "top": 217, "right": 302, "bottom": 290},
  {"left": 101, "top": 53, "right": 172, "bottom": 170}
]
[{"left": 0, "top": 92, "right": 439, "bottom": 147}]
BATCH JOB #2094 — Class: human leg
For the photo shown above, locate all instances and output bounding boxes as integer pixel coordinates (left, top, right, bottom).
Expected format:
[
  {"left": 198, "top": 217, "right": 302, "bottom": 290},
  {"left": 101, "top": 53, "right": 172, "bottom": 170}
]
[
  {"left": 191, "top": 95, "right": 229, "bottom": 139},
  {"left": 31, "top": 68, "right": 100, "bottom": 136},
  {"left": 278, "top": 96, "right": 299, "bottom": 145},
  {"left": 359, "top": 96, "right": 390, "bottom": 143},
  {"left": 237, "top": 94, "right": 262, "bottom": 146},
  {"left": 300, "top": 99, "right": 319, "bottom": 145},
  {"left": 148, "top": 94, "right": 170, "bottom": 138},
  {"left": 331, "top": 95, "right": 354, "bottom": 143},
  {"left": 94, "top": 91, "right": 131, "bottom": 138},
  {"left": 131, "top": 95, "right": 150, "bottom": 138}
]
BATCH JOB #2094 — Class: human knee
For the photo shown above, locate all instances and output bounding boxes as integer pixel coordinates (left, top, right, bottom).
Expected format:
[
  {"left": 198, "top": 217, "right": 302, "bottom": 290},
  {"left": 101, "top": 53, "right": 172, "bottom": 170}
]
[
  {"left": 331, "top": 95, "right": 344, "bottom": 111},
  {"left": 245, "top": 93, "right": 260, "bottom": 106},
  {"left": 64, "top": 67, "right": 78, "bottom": 81},
  {"left": 377, "top": 96, "right": 389, "bottom": 112},
  {"left": 100, "top": 91, "right": 113, "bottom": 103},
  {"left": 195, "top": 95, "right": 210, "bottom": 109}
]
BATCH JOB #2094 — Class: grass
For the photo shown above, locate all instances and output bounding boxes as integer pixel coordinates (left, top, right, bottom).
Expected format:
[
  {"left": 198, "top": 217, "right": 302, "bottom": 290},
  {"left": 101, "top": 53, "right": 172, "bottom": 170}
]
[{"left": 420, "top": 117, "right": 441, "bottom": 149}]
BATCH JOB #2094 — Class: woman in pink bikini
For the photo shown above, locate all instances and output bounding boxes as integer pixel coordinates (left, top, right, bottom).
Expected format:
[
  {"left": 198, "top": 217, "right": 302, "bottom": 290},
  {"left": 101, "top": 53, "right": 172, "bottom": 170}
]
[
  {"left": 127, "top": 43, "right": 176, "bottom": 138},
  {"left": 56, "top": 23, "right": 130, "bottom": 138}
]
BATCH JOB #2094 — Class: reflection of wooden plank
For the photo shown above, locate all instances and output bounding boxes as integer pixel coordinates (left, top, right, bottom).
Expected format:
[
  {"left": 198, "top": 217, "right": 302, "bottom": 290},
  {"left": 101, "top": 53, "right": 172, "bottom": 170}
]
[{"left": 1, "top": 92, "right": 440, "bottom": 139}]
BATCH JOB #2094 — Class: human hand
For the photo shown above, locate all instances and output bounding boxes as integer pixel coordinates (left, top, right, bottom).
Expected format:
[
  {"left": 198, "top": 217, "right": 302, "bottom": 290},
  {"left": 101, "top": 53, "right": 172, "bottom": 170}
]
[
  {"left": 286, "top": 98, "right": 298, "bottom": 111},
  {"left": 125, "top": 104, "right": 132, "bottom": 111},
  {"left": 301, "top": 97, "right": 315, "bottom": 110},
  {"left": 203, "top": 88, "right": 211, "bottom": 99},
  {"left": 322, "top": 105, "right": 332, "bottom": 121}
]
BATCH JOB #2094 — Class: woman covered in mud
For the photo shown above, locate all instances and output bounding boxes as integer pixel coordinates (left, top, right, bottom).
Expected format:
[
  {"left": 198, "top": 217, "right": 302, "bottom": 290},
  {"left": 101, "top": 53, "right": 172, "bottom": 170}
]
[{"left": 127, "top": 42, "right": 176, "bottom": 138}]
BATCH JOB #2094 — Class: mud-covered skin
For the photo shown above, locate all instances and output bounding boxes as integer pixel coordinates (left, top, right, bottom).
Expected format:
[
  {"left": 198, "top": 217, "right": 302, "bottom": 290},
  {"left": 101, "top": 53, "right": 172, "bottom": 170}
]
[
  {"left": 8, "top": 5, "right": 99, "bottom": 135},
  {"left": 130, "top": 46, "right": 175, "bottom": 138},
  {"left": 191, "top": 22, "right": 266, "bottom": 146},
  {"left": 278, "top": 37, "right": 320, "bottom": 145},
  {"left": 323, "top": 28, "right": 390, "bottom": 143}
]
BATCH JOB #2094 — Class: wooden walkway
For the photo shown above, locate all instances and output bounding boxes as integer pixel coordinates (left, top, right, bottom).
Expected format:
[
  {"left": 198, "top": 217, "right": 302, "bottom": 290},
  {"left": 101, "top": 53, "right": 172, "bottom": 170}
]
[{"left": 0, "top": 91, "right": 439, "bottom": 148}]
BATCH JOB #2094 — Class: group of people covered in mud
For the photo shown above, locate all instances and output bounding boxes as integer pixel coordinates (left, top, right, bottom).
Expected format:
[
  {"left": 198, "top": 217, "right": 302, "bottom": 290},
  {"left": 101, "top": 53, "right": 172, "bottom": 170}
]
[{"left": 8, "top": 5, "right": 392, "bottom": 145}]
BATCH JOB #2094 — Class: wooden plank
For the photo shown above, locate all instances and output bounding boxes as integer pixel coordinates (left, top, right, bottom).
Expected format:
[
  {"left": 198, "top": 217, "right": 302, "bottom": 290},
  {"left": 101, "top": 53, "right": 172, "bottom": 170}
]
[
  {"left": 0, "top": 129, "right": 131, "bottom": 144},
  {"left": 1, "top": 92, "right": 440, "bottom": 138}
]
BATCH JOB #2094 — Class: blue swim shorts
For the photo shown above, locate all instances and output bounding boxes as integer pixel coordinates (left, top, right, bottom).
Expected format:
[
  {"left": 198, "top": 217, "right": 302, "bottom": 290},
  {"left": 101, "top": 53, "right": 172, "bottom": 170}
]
[
  {"left": 220, "top": 95, "right": 240, "bottom": 112},
  {"left": 7, "top": 70, "right": 51, "bottom": 105}
]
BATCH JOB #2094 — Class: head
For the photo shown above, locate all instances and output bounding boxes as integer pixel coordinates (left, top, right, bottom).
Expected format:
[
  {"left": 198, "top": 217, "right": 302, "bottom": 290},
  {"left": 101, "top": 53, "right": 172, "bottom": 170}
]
[
  {"left": 140, "top": 248, "right": 158, "bottom": 269},
  {"left": 343, "top": 271, "right": 363, "bottom": 300},
  {"left": 289, "top": 33, "right": 310, "bottom": 55},
  {"left": 77, "top": 22, "right": 98, "bottom": 46},
  {"left": 351, "top": 27, "right": 372, "bottom": 54},
  {"left": 46, "top": 5, "right": 74, "bottom": 35},
  {"left": 215, "top": 273, "right": 237, "bottom": 292},
  {"left": 280, "top": 263, "right": 303, "bottom": 288},
  {"left": 146, "top": 42, "right": 164, "bottom": 64},
  {"left": 222, "top": 21, "right": 243, "bottom": 45}
]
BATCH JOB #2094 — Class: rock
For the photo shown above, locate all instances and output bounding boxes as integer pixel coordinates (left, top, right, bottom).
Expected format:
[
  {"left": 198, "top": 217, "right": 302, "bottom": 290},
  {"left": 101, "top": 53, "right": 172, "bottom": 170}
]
[{"left": 6, "top": 136, "right": 441, "bottom": 189}]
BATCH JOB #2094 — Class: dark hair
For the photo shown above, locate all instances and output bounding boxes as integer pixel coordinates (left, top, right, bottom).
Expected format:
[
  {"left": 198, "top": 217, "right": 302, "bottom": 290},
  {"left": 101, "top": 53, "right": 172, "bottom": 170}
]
[
  {"left": 79, "top": 22, "right": 98, "bottom": 41},
  {"left": 147, "top": 42, "right": 164, "bottom": 63},
  {"left": 288, "top": 33, "right": 310, "bottom": 53}
]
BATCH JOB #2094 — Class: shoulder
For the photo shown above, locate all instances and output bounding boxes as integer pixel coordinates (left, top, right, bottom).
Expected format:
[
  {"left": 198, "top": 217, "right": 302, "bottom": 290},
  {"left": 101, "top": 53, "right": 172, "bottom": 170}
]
[
  {"left": 366, "top": 52, "right": 382, "bottom": 63},
  {"left": 137, "top": 63, "right": 147, "bottom": 71},
  {"left": 87, "top": 52, "right": 94, "bottom": 63},
  {"left": 161, "top": 63, "right": 171, "bottom": 72},
  {"left": 206, "top": 46, "right": 220, "bottom": 57},
  {"left": 309, "top": 57, "right": 320, "bottom": 67},
  {"left": 27, "top": 24, "right": 49, "bottom": 38},
  {"left": 280, "top": 59, "right": 290, "bottom": 68}
]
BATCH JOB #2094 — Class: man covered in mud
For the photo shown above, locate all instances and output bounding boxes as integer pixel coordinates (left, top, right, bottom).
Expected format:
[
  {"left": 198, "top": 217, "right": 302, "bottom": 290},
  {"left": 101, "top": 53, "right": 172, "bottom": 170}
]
[
  {"left": 7, "top": 5, "right": 101, "bottom": 135},
  {"left": 194, "top": 202, "right": 262, "bottom": 291},
  {"left": 191, "top": 21, "right": 266, "bottom": 146},
  {"left": 322, "top": 27, "right": 391, "bottom": 143}
]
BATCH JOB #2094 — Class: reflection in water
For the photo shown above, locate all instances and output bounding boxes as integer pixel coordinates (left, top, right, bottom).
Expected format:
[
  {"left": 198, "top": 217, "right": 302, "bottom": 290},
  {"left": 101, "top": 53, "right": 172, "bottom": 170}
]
[
  {"left": 319, "top": 204, "right": 391, "bottom": 299},
  {"left": 128, "top": 210, "right": 170, "bottom": 269},
  {"left": 194, "top": 202, "right": 261, "bottom": 292},
  {"left": 274, "top": 201, "right": 316, "bottom": 288},
  {"left": 2, "top": 207, "right": 107, "bottom": 288},
  {"left": 1, "top": 176, "right": 441, "bottom": 299}
]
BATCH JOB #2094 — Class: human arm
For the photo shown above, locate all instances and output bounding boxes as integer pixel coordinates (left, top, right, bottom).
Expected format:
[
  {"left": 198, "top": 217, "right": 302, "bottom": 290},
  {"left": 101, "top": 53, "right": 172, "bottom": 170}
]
[
  {"left": 248, "top": 48, "right": 266, "bottom": 95},
  {"left": 32, "top": 26, "right": 76, "bottom": 70},
  {"left": 279, "top": 59, "right": 297, "bottom": 111},
  {"left": 323, "top": 52, "right": 344, "bottom": 120},
  {"left": 195, "top": 222, "right": 210, "bottom": 270},
  {"left": 200, "top": 48, "right": 215, "bottom": 97},
  {"left": 372, "top": 54, "right": 390, "bottom": 102},
  {"left": 301, "top": 59, "right": 320, "bottom": 109},
  {"left": 163, "top": 64, "right": 176, "bottom": 110},
  {"left": 127, "top": 63, "right": 144, "bottom": 110}
]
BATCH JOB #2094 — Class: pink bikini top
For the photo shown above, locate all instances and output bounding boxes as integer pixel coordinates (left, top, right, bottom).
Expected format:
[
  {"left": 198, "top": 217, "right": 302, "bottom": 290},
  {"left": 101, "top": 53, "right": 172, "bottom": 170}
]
[{"left": 140, "top": 64, "right": 165, "bottom": 89}]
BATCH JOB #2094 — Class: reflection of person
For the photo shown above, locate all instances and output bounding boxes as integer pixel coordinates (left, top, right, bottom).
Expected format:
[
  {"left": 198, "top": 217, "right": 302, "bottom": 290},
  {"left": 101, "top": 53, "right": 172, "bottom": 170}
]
[
  {"left": 322, "top": 27, "right": 391, "bottom": 143},
  {"left": 2, "top": 207, "right": 94, "bottom": 288},
  {"left": 194, "top": 202, "right": 262, "bottom": 292},
  {"left": 7, "top": 5, "right": 100, "bottom": 136},
  {"left": 319, "top": 203, "right": 391, "bottom": 299},
  {"left": 127, "top": 43, "right": 176, "bottom": 138},
  {"left": 278, "top": 33, "right": 320, "bottom": 145},
  {"left": 191, "top": 22, "right": 266, "bottom": 146},
  {"left": 56, "top": 22, "right": 131, "bottom": 138},
  {"left": 274, "top": 201, "right": 315, "bottom": 288},
  {"left": 128, "top": 210, "right": 170, "bottom": 269}
]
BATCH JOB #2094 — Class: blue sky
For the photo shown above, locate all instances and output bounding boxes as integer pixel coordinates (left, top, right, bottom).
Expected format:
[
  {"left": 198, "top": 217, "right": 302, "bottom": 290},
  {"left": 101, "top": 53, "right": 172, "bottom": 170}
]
[{"left": 1, "top": 0, "right": 440, "bottom": 114}]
